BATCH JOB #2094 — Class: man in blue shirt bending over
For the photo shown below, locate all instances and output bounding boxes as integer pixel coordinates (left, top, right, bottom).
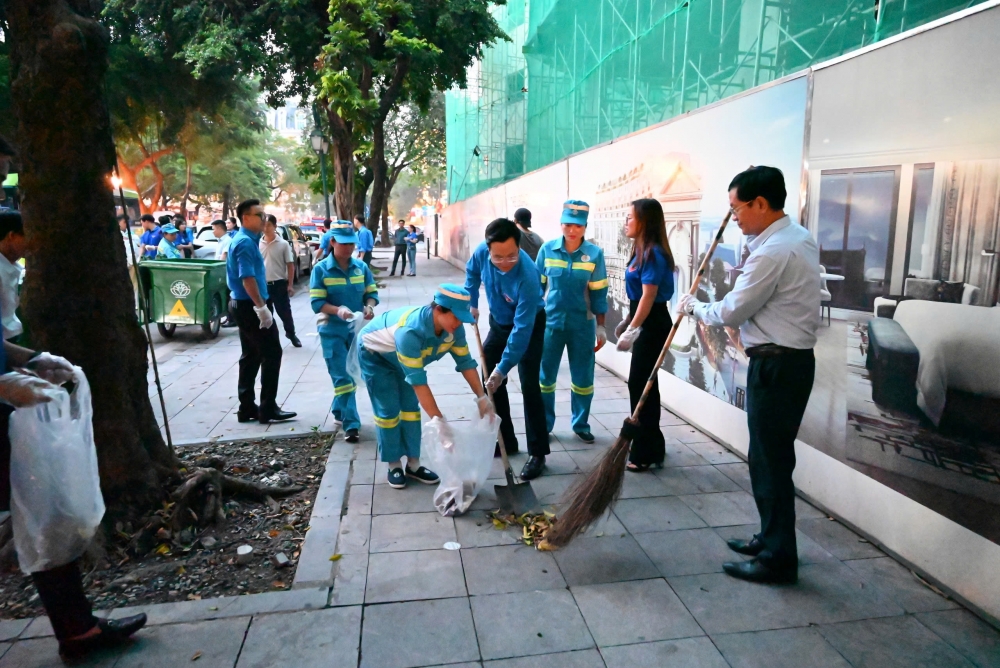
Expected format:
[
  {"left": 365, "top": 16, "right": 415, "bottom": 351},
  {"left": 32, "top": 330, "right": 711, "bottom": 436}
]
[
  {"left": 465, "top": 218, "right": 549, "bottom": 480},
  {"left": 227, "top": 199, "right": 296, "bottom": 424}
]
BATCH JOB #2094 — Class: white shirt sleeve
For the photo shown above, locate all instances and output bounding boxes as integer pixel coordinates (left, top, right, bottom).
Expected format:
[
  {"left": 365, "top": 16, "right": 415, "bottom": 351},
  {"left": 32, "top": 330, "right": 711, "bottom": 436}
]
[
  {"left": 216, "top": 234, "right": 232, "bottom": 260},
  {"left": 694, "top": 252, "right": 783, "bottom": 328}
]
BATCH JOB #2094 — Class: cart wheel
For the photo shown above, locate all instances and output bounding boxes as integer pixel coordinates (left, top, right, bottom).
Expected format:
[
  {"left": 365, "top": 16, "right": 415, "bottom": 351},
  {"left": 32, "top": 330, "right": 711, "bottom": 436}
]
[
  {"left": 157, "top": 323, "right": 176, "bottom": 338},
  {"left": 202, "top": 296, "right": 222, "bottom": 339}
]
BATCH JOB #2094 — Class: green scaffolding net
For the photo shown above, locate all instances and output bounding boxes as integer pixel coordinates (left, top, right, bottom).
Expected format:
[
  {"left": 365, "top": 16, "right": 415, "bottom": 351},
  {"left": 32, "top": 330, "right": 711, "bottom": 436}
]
[{"left": 447, "top": 0, "right": 987, "bottom": 203}]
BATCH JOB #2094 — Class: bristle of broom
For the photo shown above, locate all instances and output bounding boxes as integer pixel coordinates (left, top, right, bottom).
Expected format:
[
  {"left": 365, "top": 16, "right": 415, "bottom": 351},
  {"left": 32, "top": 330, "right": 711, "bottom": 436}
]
[{"left": 541, "top": 433, "right": 631, "bottom": 548}]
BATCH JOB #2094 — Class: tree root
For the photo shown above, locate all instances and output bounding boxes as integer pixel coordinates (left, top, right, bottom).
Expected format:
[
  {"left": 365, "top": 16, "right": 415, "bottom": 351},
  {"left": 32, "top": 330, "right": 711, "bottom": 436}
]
[{"left": 220, "top": 475, "right": 304, "bottom": 501}]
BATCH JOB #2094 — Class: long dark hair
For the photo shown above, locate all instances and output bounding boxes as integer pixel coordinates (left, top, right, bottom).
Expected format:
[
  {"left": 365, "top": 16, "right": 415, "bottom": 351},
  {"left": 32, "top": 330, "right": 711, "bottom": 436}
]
[{"left": 629, "top": 198, "right": 673, "bottom": 268}]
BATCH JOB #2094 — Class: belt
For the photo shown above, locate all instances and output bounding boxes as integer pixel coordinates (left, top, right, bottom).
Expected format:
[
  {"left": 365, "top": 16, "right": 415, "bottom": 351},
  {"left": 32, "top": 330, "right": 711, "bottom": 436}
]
[
  {"left": 745, "top": 343, "right": 812, "bottom": 358},
  {"left": 266, "top": 279, "right": 286, "bottom": 285}
]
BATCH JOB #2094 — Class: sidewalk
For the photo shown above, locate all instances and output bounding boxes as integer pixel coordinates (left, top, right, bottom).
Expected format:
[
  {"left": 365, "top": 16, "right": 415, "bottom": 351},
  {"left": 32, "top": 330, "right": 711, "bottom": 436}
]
[{"left": 0, "top": 248, "right": 997, "bottom": 667}]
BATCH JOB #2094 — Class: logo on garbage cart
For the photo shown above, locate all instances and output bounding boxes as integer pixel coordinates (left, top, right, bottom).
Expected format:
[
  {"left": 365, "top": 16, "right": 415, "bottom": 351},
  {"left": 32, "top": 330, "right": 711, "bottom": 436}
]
[{"left": 170, "top": 280, "right": 192, "bottom": 298}]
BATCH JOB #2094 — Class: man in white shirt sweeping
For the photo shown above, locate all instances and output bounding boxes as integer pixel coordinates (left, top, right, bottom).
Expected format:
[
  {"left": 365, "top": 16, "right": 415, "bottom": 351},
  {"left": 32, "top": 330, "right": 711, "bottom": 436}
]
[{"left": 680, "top": 165, "right": 820, "bottom": 585}]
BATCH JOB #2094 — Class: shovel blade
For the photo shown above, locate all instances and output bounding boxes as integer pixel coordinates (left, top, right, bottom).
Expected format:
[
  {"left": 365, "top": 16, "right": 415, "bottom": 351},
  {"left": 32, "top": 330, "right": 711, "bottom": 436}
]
[{"left": 494, "top": 480, "right": 542, "bottom": 516}]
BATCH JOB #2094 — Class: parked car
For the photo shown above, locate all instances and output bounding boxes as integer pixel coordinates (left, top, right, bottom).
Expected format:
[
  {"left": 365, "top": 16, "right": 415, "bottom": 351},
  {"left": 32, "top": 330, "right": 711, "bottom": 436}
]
[{"left": 191, "top": 224, "right": 314, "bottom": 282}]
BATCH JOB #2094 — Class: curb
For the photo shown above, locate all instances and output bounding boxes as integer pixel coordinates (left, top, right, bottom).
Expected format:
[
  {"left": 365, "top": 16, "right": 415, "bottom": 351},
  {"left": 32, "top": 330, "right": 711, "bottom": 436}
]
[{"left": 292, "top": 439, "right": 353, "bottom": 589}]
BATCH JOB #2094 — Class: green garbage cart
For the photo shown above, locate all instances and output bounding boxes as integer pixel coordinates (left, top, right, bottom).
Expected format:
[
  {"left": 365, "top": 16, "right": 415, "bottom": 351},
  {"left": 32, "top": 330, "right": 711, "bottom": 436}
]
[{"left": 138, "top": 259, "right": 229, "bottom": 339}]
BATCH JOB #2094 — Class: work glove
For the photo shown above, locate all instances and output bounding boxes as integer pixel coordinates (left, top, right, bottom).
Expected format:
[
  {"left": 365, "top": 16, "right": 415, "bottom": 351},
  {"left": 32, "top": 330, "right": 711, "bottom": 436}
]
[
  {"left": 316, "top": 312, "right": 329, "bottom": 326},
  {"left": 254, "top": 304, "right": 274, "bottom": 330},
  {"left": 430, "top": 416, "right": 456, "bottom": 451},
  {"left": 594, "top": 325, "right": 607, "bottom": 352},
  {"left": 25, "top": 353, "right": 75, "bottom": 385},
  {"left": 616, "top": 326, "right": 642, "bottom": 352},
  {"left": 614, "top": 318, "right": 631, "bottom": 339},
  {"left": 335, "top": 305, "right": 355, "bottom": 321},
  {"left": 476, "top": 394, "right": 496, "bottom": 421},
  {"left": 485, "top": 368, "right": 506, "bottom": 394},
  {"left": 0, "top": 372, "right": 61, "bottom": 408},
  {"left": 363, "top": 304, "right": 375, "bottom": 320},
  {"left": 678, "top": 294, "right": 698, "bottom": 317},
  {"left": 471, "top": 307, "right": 479, "bottom": 323}
]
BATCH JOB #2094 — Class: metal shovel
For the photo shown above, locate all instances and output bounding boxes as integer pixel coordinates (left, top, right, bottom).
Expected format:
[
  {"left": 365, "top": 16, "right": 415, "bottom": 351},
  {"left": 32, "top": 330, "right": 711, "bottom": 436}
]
[{"left": 472, "top": 322, "right": 542, "bottom": 516}]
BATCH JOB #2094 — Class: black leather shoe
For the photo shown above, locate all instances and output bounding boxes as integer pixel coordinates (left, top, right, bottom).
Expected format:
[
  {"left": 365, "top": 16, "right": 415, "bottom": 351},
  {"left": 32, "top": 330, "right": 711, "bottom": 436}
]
[
  {"left": 237, "top": 406, "right": 259, "bottom": 423},
  {"left": 258, "top": 408, "right": 297, "bottom": 424},
  {"left": 345, "top": 428, "right": 360, "bottom": 443},
  {"left": 493, "top": 441, "right": 519, "bottom": 458},
  {"left": 59, "top": 613, "right": 148, "bottom": 661},
  {"left": 727, "top": 536, "right": 764, "bottom": 556},
  {"left": 520, "top": 455, "right": 545, "bottom": 481},
  {"left": 289, "top": 335, "right": 302, "bottom": 348},
  {"left": 723, "top": 559, "right": 797, "bottom": 584},
  {"left": 222, "top": 319, "right": 238, "bottom": 328}
]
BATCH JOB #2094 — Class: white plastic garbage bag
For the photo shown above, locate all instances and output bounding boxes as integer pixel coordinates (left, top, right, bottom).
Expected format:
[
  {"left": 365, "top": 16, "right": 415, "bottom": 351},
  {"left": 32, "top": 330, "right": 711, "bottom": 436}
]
[
  {"left": 345, "top": 312, "right": 365, "bottom": 388},
  {"left": 9, "top": 368, "right": 105, "bottom": 573},
  {"left": 423, "top": 405, "right": 500, "bottom": 517}
]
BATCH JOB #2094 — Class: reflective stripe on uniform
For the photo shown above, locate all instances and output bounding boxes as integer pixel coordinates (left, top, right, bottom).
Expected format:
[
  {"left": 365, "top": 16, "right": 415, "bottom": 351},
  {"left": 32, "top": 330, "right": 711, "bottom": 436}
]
[
  {"left": 571, "top": 383, "right": 594, "bottom": 396},
  {"left": 334, "top": 382, "right": 356, "bottom": 396},
  {"left": 350, "top": 275, "right": 364, "bottom": 284},
  {"left": 397, "top": 352, "right": 423, "bottom": 368},
  {"left": 324, "top": 277, "right": 347, "bottom": 286},
  {"left": 572, "top": 262, "right": 595, "bottom": 272},
  {"left": 588, "top": 278, "right": 608, "bottom": 290},
  {"left": 310, "top": 289, "right": 327, "bottom": 298},
  {"left": 400, "top": 411, "right": 421, "bottom": 422},
  {"left": 365, "top": 284, "right": 377, "bottom": 293},
  {"left": 436, "top": 341, "right": 453, "bottom": 355},
  {"left": 541, "top": 275, "right": 548, "bottom": 284},
  {"left": 374, "top": 414, "right": 400, "bottom": 429},
  {"left": 452, "top": 345, "right": 469, "bottom": 356},
  {"left": 545, "top": 259, "right": 568, "bottom": 269},
  {"left": 539, "top": 382, "right": 557, "bottom": 393}
]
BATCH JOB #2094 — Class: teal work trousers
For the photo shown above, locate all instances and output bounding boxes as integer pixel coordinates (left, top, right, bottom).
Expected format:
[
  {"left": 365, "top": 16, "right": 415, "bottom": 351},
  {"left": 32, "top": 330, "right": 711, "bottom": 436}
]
[
  {"left": 539, "top": 318, "right": 596, "bottom": 434},
  {"left": 359, "top": 348, "right": 422, "bottom": 463},
  {"left": 323, "top": 334, "right": 360, "bottom": 432}
]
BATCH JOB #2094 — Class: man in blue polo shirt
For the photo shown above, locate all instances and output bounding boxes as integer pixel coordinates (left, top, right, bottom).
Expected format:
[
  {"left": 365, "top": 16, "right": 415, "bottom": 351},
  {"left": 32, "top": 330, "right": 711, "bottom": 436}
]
[
  {"left": 464, "top": 217, "right": 548, "bottom": 480},
  {"left": 139, "top": 214, "right": 161, "bottom": 259},
  {"left": 227, "top": 199, "right": 296, "bottom": 424},
  {"left": 354, "top": 214, "right": 374, "bottom": 266}
]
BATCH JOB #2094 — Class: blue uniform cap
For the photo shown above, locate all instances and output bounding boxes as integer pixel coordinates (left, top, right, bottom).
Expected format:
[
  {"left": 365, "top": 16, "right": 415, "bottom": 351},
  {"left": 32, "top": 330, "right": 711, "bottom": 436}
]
[
  {"left": 434, "top": 283, "right": 475, "bottom": 323},
  {"left": 560, "top": 200, "right": 590, "bottom": 226},
  {"left": 330, "top": 220, "right": 358, "bottom": 244},
  {"left": 161, "top": 223, "right": 179, "bottom": 234}
]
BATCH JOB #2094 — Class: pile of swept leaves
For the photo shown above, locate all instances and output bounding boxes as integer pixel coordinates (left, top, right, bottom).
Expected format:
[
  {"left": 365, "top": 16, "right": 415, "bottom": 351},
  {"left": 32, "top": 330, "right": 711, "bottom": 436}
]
[{"left": 487, "top": 510, "right": 557, "bottom": 547}]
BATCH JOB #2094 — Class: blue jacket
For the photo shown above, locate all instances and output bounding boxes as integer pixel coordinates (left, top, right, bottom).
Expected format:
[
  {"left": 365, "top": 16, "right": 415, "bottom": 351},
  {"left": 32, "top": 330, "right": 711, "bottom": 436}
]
[
  {"left": 310, "top": 256, "right": 378, "bottom": 355},
  {"left": 464, "top": 241, "right": 542, "bottom": 375},
  {"left": 536, "top": 238, "right": 609, "bottom": 330},
  {"left": 140, "top": 227, "right": 162, "bottom": 258},
  {"left": 227, "top": 228, "right": 268, "bottom": 301},
  {"left": 356, "top": 227, "right": 374, "bottom": 253},
  {"left": 359, "top": 305, "right": 477, "bottom": 386}
]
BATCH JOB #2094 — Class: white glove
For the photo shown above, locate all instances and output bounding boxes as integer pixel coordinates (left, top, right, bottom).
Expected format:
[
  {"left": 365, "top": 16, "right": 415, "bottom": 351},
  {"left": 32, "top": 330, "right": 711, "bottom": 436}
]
[
  {"left": 614, "top": 318, "right": 630, "bottom": 339},
  {"left": 0, "top": 372, "right": 61, "bottom": 408},
  {"left": 335, "top": 305, "right": 355, "bottom": 321},
  {"left": 616, "top": 326, "right": 642, "bottom": 352},
  {"left": 476, "top": 394, "right": 496, "bottom": 421},
  {"left": 254, "top": 304, "right": 274, "bottom": 330},
  {"left": 316, "top": 312, "right": 329, "bottom": 326},
  {"left": 678, "top": 294, "right": 698, "bottom": 317},
  {"left": 471, "top": 307, "right": 479, "bottom": 323},
  {"left": 594, "top": 325, "right": 607, "bottom": 352},
  {"left": 430, "top": 416, "right": 455, "bottom": 451},
  {"left": 363, "top": 304, "right": 375, "bottom": 319},
  {"left": 485, "top": 368, "right": 506, "bottom": 394},
  {"left": 25, "top": 353, "right": 75, "bottom": 385}
]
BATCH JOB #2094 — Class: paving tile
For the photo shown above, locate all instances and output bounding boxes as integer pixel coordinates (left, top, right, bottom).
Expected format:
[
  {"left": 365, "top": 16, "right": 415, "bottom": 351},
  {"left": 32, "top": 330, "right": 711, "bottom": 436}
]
[
  {"left": 237, "top": 607, "right": 361, "bottom": 667},
  {"left": 372, "top": 482, "right": 438, "bottom": 515},
  {"left": 613, "top": 496, "right": 707, "bottom": 534},
  {"left": 654, "top": 465, "right": 743, "bottom": 495},
  {"left": 683, "top": 440, "right": 743, "bottom": 464},
  {"left": 0, "top": 636, "right": 122, "bottom": 668},
  {"left": 115, "top": 617, "right": 251, "bottom": 668},
  {"left": 295, "top": 519, "right": 340, "bottom": 587},
  {"left": 678, "top": 492, "right": 760, "bottom": 527},
  {"left": 601, "top": 636, "right": 729, "bottom": 667},
  {"left": 347, "top": 484, "right": 373, "bottom": 515},
  {"left": 572, "top": 578, "right": 703, "bottom": 646},
  {"left": 351, "top": 459, "right": 376, "bottom": 485},
  {"left": 714, "top": 462, "right": 752, "bottom": 492},
  {"left": 844, "top": 557, "right": 959, "bottom": 614},
  {"left": 797, "top": 518, "right": 884, "bottom": 560},
  {"left": 635, "top": 528, "right": 736, "bottom": 577},
  {"left": 712, "top": 524, "right": 837, "bottom": 566},
  {"left": 365, "top": 549, "right": 467, "bottom": 603},
  {"left": 552, "top": 534, "right": 659, "bottom": 586},
  {"left": 471, "top": 590, "right": 594, "bottom": 660},
  {"left": 818, "top": 616, "right": 975, "bottom": 667},
  {"left": 661, "top": 442, "right": 713, "bottom": 467},
  {"left": 109, "top": 597, "right": 237, "bottom": 626},
  {"left": 337, "top": 511, "right": 372, "bottom": 554},
  {"left": 617, "top": 469, "right": 674, "bottom": 498},
  {"left": 369, "top": 512, "right": 457, "bottom": 552},
  {"left": 916, "top": 609, "right": 1000, "bottom": 668},
  {"left": 0, "top": 619, "right": 30, "bottom": 643},
  {"left": 668, "top": 561, "right": 904, "bottom": 635},
  {"left": 218, "top": 588, "right": 329, "bottom": 618},
  {"left": 462, "top": 545, "right": 566, "bottom": 595},
  {"left": 483, "top": 648, "right": 605, "bottom": 667},
  {"left": 713, "top": 627, "right": 851, "bottom": 667},
  {"left": 330, "top": 552, "right": 368, "bottom": 606},
  {"left": 361, "top": 597, "right": 480, "bottom": 668},
  {"left": 454, "top": 513, "right": 523, "bottom": 548},
  {"left": 20, "top": 617, "right": 54, "bottom": 639},
  {"left": 0, "top": 644, "right": 7, "bottom": 662}
]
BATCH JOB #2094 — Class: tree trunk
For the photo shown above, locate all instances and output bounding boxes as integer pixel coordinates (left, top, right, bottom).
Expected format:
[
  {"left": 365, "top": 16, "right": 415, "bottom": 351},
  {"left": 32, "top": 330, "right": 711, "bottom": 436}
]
[
  {"left": 352, "top": 162, "right": 374, "bottom": 230},
  {"left": 179, "top": 155, "right": 192, "bottom": 216},
  {"left": 368, "top": 121, "right": 389, "bottom": 242},
  {"left": 8, "top": 0, "right": 175, "bottom": 521},
  {"left": 221, "top": 184, "right": 232, "bottom": 221},
  {"left": 325, "top": 107, "right": 355, "bottom": 220}
]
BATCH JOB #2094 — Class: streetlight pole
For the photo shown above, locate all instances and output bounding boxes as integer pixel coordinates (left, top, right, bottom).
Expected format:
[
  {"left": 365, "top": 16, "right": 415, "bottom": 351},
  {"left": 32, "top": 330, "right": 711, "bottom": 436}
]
[{"left": 311, "top": 127, "right": 331, "bottom": 220}]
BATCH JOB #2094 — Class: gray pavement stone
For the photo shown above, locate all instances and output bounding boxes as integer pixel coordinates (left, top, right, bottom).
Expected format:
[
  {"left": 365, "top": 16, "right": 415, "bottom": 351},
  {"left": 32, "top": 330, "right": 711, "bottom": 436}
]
[
  {"left": 661, "top": 442, "right": 713, "bottom": 467},
  {"left": 0, "top": 619, "right": 30, "bottom": 642},
  {"left": 361, "top": 597, "right": 480, "bottom": 668},
  {"left": 617, "top": 469, "right": 673, "bottom": 498},
  {"left": 572, "top": 578, "right": 703, "bottom": 647},
  {"left": 844, "top": 557, "right": 959, "bottom": 614},
  {"left": 613, "top": 496, "right": 707, "bottom": 534},
  {"left": 347, "top": 483, "right": 373, "bottom": 515},
  {"left": 372, "top": 481, "right": 438, "bottom": 515},
  {"left": 600, "top": 637, "right": 729, "bottom": 667},
  {"left": 712, "top": 627, "right": 851, "bottom": 668},
  {"left": 351, "top": 458, "right": 377, "bottom": 485},
  {"left": 0, "top": 644, "right": 7, "bottom": 662},
  {"left": 635, "top": 528, "right": 737, "bottom": 577},
  {"left": 483, "top": 648, "right": 606, "bottom": 667},
  {"left": 678, "top": 491, "right": 760, "bottom": 527},
  {"left": 236, "top": 607, "right": 361, "bottom": 668},
  {"left": 662, "top": 425, "right": 715, "bottom": 444},
  {"left": 330, "top": 552, "right": 368, "bottom": 606},
  {"left": 369, "top": 512, "right": 457, "bottom": 552},
  {"left": 311, "top": 461, "right": 350, "bottom": 520},
  {"left": 797, "top": 518, "right": 884, "bottom": 560},
  {"left": 818, "top": 616, "right": 975, "bottom": 667},
  {"left": 668, "top": 562, "right": 904, "bottom": 635},
  {"left": 713, "top": 462, "right": 752, "bottom": 492},
  {"left": 294, "top": 519, "right": 341, "bottom": 587},
  {"left": 552, "top": 534, "right": 659, "bottom": 586},
  {"left": 337, "top": 510, "right": 372, "bottom": 554},
  {"left": 20, "top": 617, "right": 54, "bottom": 639},
  {"left": 461, "top": 545, "right": 566, "bottom": 595},
  {"left": 365, "top": 549, "right": 467, "bottom": 603},
  {"left": 453, "top": 513, "right": 522, "bottom": 548},
  {"left": 683, "top": 440, "right": 743, "bottom": 465},
  {"left": 471, "top": 590, "right": 594, "bottom": 660},
  {"left": 916, "top": 610, "right": 1000, "bottom": 668},
  {"left": 654, "top": 465, "right": 743, "bottom": 495},
  {"left": 215, "top": 587, "right": 329, "bottom": 618},
  {"left": 0, "top": 637, "right": 123, "bottom": 668},
  {"left": 115, "top": 617, "right": 251, "bottom": 668},
  {"left": 109, "top": 596, "right": 237, "bottom": 626},
  {"left": 713, "top": 524, "right": 838, "bottom": 566}
]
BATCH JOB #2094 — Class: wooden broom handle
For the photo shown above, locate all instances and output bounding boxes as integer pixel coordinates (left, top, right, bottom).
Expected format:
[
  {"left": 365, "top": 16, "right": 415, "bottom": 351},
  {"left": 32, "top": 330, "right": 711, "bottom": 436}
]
[
  {"left": 471, "top": 320, "right": 516, "bottom": 474},
  {"left": 626, "top": 211, "right": 733, "bottom": 424}
]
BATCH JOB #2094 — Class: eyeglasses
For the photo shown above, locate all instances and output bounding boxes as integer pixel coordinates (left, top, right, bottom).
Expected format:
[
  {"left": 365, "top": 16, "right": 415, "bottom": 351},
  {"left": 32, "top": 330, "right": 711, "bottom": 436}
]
[
  {"left": 490, "top": 254, "right": 519, "bottom": 265},
  {"left": 729, "top": 201, "right": 752, "bottom": 216}
]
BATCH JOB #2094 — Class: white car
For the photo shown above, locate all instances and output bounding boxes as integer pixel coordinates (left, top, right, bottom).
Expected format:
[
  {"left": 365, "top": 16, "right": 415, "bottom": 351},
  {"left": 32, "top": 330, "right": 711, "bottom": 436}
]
[{"left": 192, "top": 225, "right": 314, "bottom": 281}]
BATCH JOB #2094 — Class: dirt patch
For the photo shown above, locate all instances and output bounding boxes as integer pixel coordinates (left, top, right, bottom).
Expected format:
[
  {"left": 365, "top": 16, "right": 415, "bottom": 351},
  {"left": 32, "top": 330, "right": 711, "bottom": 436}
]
[{"left": 0, "top": 434, "right": 332, "bottom": 620}]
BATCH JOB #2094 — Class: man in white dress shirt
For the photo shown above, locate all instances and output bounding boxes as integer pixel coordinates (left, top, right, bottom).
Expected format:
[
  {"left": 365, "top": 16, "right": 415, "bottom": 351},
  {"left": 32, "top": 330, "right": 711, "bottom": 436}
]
[
  {"left": 0, "top": 212, "right": 24, "bottom": 341},
  {"left": 680, "top": 166, "right": 819, "bottom": 584}
]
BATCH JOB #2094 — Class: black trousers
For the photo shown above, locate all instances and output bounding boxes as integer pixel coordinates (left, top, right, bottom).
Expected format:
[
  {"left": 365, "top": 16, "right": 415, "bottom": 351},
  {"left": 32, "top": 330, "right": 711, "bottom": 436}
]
[
  {"left": 362, "top": 250, "right": 373, "bottom": 266},
  {"left": 232, "top": 298, "right": 283, "bottom": 413},
  {"left": 746, "top": 348, "right": 815, "bottom": 569},
  {"left": 266, "top": 279, "right": 296, "bottom": 338},
  {"left": 390, "top": 245, "right": 407, "bottom": 274},
  {"left": 484, "top": 309, "right": 549, "bottom": 456},
  {"left": 627, "top": 301, "right": 671, "bottom": 466}
]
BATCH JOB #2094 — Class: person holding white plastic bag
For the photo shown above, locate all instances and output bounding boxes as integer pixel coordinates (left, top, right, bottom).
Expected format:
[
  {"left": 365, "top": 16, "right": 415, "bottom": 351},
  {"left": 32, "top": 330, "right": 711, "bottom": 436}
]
[
  {"left": 0, "top": 334, "right": 147, "bottom": 661},
  {"left": 357, "top": 284, "right": 494, "bottom": 489}
]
